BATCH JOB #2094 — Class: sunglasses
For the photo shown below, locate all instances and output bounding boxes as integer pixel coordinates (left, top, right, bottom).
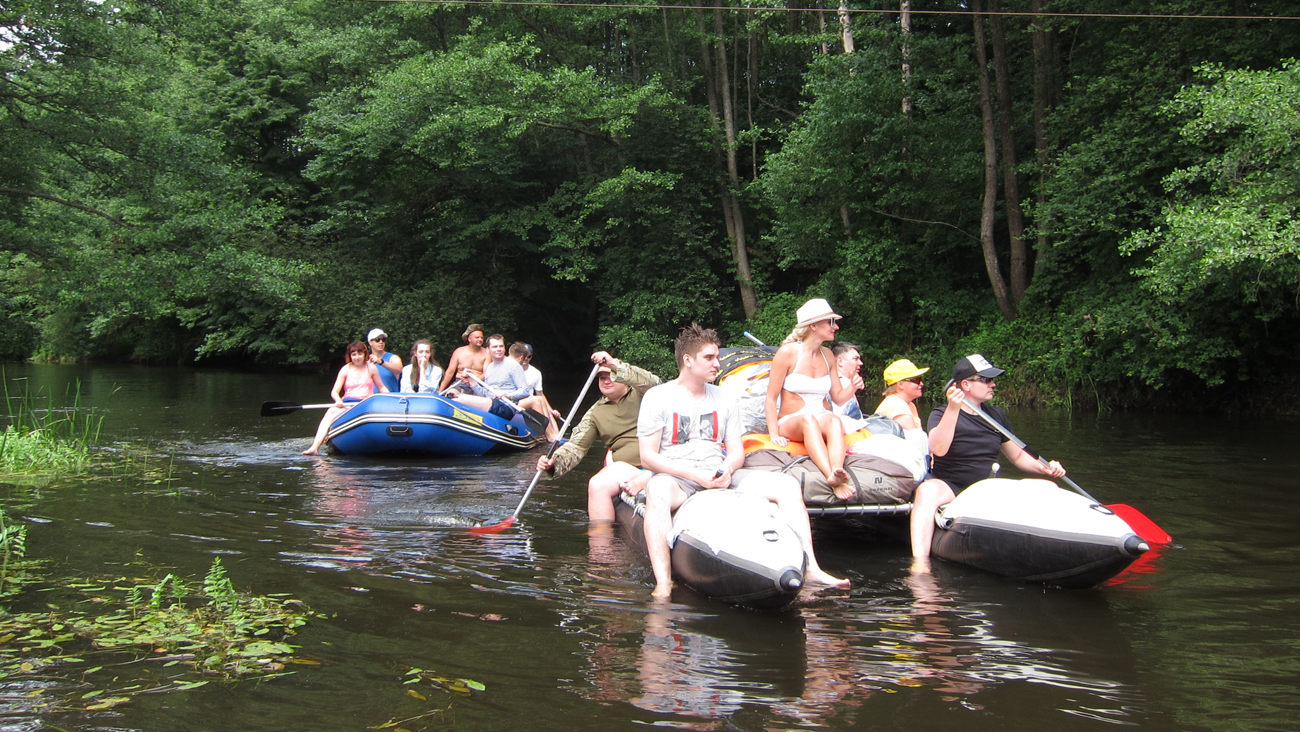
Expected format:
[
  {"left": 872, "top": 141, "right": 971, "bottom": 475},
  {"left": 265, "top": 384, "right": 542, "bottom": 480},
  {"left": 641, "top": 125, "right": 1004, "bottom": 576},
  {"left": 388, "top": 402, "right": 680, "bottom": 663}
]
[
  {"left": 964, "top": 376, "right": 994, "bottom": 384},
  {"left": 370, "top": 338, "right": 385, "bottom": 343},
  {"left": 901, "top": 377, "right": 923, "bottom": 384}
]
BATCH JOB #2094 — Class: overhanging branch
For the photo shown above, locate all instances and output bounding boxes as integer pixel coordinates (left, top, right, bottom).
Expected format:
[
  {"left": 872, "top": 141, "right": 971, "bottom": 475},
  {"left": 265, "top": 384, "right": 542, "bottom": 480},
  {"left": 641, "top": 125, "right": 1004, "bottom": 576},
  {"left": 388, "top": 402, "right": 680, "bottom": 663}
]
[{"left": 0, "top": 186, "right": 133, "bottom": 228}]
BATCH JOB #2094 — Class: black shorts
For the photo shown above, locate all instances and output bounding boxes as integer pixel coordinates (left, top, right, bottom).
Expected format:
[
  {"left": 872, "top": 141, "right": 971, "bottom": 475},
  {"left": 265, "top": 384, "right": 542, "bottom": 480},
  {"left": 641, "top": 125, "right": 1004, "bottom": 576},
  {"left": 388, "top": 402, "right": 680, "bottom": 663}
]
[{"left": 488, "top": 399, "right": 516, "bottom": 421}]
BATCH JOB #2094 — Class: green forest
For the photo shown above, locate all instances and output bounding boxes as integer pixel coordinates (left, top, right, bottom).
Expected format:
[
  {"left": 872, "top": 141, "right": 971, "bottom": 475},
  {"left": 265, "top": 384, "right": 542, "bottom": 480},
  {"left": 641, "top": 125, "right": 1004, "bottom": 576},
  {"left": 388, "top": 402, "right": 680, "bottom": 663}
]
[{"left": 3, "top": 1, "right": 1299, "bottom": 410}]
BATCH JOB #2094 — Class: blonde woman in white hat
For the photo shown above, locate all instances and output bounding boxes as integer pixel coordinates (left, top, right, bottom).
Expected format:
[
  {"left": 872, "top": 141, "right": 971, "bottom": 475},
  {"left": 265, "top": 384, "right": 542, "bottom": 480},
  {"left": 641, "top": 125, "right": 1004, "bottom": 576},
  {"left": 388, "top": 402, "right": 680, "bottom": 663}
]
[{"left": 764, "top": 298, "right": 856, "bottom": 498}]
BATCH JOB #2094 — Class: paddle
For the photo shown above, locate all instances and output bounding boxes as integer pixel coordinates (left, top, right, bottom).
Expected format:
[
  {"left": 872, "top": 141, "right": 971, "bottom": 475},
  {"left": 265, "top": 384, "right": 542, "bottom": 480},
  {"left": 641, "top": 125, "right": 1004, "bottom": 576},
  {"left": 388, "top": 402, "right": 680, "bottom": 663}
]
[
  {"left": 470, "top": 362, "right": 603, "bottom": 534},
  {"left": 261, "top": 401, "right": 336, "bottom": 417},
  {"left": 958, "top": 391, "right": 1172, "bottom": 546},
  {"left": 461, "top": 373, "right": 551, "bottom": 435}
]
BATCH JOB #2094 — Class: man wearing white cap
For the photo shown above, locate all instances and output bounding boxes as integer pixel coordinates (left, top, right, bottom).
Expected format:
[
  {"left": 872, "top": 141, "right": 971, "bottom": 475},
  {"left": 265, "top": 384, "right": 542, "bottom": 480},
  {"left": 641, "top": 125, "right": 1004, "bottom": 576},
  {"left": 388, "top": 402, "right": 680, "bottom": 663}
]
[
  {"left": 909, "top": 354, "right": 1067, "bottom": 572},
  {"left": 367, "top": 328, "right": 403, "bottom": 393}
]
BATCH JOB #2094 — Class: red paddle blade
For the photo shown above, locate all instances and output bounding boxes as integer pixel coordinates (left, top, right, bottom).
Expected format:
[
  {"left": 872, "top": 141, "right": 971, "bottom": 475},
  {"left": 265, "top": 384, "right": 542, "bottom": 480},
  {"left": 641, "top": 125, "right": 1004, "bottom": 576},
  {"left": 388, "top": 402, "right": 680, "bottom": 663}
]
[
  {"left": 468, "top": 516, "right": 515, "bottom": 535},
  {"left": 1108, "top": 503, "right": 1172, "bottom": 546}
]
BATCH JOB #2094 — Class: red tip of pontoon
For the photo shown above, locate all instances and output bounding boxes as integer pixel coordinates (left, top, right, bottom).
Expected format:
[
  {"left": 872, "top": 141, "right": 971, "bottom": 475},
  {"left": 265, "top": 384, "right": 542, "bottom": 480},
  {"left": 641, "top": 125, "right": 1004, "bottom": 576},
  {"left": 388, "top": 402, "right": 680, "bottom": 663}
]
[{"left": 1108, "top": 504, "right": 1173, "bottom": 546}]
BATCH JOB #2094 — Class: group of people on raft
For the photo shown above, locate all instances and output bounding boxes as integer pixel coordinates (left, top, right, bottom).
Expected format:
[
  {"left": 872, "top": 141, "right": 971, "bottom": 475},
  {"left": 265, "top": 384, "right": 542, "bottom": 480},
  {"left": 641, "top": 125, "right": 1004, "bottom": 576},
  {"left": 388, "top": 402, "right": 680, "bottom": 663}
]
[
  {"left": 302, "top": 298, "right": 1068, "bottom": 596},
  {"left": 301, "top": 325, "right": 561, "bottom": 456},
  {"left": 535, "top": 297, "right": 1067, "bottom": 596}
]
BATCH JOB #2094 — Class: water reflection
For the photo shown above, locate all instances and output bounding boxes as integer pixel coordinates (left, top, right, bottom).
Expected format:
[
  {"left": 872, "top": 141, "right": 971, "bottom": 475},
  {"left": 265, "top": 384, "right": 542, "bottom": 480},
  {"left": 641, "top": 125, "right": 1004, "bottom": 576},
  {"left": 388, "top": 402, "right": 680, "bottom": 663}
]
[{"left": 567, "top": 529, "right": 1147, "bottom": 729}]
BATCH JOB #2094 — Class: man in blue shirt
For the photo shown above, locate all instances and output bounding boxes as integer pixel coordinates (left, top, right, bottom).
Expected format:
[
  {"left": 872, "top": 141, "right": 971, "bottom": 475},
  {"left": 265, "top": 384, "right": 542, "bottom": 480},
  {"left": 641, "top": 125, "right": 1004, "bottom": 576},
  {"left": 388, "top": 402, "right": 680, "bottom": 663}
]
[{"left": 367, "top": 328, "right": 403, "bottom": 392}]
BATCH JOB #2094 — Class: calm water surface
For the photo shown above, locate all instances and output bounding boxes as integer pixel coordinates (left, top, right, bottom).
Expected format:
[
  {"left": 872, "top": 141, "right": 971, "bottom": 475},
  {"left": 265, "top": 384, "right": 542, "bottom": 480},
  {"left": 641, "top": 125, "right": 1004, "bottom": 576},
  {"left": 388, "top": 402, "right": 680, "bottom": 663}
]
[{"left": 2, "top": 363, "right": 1297, "bottom": 732}]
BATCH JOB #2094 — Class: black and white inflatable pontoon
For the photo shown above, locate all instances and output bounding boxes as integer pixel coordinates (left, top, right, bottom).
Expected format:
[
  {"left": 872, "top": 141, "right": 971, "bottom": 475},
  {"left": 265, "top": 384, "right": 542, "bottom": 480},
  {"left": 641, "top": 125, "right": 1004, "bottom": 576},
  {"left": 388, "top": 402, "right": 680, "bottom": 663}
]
[
  {"left": 930, "top": 479, "right": 1149, "bottom": 589},
  {"left": 616, "top": 489, "right": 807, "bottom": 609}
]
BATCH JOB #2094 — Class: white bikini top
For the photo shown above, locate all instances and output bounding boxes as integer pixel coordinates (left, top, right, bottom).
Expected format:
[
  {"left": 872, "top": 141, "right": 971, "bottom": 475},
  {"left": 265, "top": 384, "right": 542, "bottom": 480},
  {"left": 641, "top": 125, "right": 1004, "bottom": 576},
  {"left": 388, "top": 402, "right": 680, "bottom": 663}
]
[{"left": 782, "top": 347, "right": 832, "bottom": 401}]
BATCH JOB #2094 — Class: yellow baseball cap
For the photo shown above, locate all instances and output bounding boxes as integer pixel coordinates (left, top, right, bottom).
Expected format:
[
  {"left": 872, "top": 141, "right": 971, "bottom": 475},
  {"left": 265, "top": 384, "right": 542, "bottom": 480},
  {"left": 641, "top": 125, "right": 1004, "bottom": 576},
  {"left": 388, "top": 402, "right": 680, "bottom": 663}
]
[{"left": 883, "top": 359, "right": 930, "bottom": 385}]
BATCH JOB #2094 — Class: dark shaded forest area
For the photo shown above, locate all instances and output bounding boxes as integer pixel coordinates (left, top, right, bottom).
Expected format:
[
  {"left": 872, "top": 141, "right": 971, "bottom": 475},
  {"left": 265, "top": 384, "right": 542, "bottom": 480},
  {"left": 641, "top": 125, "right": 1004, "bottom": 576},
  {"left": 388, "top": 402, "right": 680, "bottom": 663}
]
[{"left": 3, "top": 1, "right": 1299, "bottom": 410}]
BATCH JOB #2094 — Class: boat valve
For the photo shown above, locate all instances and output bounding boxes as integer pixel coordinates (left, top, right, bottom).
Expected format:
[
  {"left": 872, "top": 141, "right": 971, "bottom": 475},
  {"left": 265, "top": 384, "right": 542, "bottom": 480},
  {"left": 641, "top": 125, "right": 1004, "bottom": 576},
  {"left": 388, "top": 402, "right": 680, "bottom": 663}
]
[
  {"left": 1122, "top": 535, "right": 1150, "bottom": 557},
  {"left": 778, "top": 569, "right": 803, "bottom": 591}
]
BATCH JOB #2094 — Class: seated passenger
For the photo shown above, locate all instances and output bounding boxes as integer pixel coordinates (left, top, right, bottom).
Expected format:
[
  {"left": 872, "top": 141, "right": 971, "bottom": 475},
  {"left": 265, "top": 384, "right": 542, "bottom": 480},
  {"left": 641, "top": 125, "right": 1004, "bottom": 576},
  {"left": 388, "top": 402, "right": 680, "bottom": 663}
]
[
  {"left": 874, "top": 358, "right": 930, "bottom": 455},
  {"left": 510, "top": 342, "right": 544, "bottom": 395},
  {"left": 909, "top": 355, "right": 1066, "bottom": 573},
  {"left": 447, "top": 334, "right": 559, "bottom": 440},
  {"left": 764, "top": 298, "right": 856, "bottom": 499},
  {"left": 636, "top": 323, "right": 849, "bottom": 599},
  {"left": 366, "top": 328, "right": 403, "bottom": 392},
  {"left": 830, "top": 341, "right": 866, "bottom": 420},
  {"left": 535, "top": 352, "right": 660, "bottom": 523},
  {"left": 439, "top": 323, "right": 489, "bottom": 393},
  {"left": 303, "top": 341, "right": 389, "bottom": 456},
  {"left": 400, "top": 339, "right": 444, "bottom": 393}
]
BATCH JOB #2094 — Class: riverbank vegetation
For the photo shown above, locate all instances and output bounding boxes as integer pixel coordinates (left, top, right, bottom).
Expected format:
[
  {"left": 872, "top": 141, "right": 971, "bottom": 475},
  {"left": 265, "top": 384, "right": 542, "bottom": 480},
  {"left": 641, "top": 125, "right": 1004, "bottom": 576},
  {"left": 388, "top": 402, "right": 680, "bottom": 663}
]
[
  {"left": 0, "top": 376, "right": 102, "bottom": 482},
  {"left": 3, "top": 2, "right": 1299, "bottom": 410}
]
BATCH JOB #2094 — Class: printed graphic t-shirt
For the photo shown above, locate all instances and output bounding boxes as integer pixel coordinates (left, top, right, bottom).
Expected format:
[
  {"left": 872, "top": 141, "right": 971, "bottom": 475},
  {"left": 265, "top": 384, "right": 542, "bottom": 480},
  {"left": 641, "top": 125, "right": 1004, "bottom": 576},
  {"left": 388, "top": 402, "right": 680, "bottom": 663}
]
[{"left": 637, "top": 381, "right": 742, "bottom": 472}]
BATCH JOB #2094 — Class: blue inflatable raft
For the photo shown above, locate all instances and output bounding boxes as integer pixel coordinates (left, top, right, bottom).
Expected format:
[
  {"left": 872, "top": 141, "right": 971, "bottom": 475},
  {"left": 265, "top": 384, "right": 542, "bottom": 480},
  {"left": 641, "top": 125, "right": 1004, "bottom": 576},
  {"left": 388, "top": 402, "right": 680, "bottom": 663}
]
[{"left": 325, "top": 393, "right": 541, "bottom": 456}]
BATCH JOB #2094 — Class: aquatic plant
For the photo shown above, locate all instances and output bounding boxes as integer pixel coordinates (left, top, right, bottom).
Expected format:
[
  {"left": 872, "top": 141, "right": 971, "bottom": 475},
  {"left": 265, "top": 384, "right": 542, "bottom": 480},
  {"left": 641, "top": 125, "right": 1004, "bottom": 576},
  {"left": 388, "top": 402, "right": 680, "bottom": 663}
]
[
  {"left": 0, "top": 509, "right": 40, "bottom": 602},
  {"left": 0, "top": 557, "right": 318, "bottom": 713},
  {"left": 0, "top": 373, "right": 105, "bottom": 482}
]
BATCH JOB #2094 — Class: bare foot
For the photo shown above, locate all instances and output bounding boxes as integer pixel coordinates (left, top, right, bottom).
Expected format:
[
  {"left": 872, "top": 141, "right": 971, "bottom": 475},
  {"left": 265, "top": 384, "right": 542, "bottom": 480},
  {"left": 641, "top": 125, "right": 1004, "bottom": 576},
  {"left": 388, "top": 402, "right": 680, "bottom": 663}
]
[
  {"left": 909, "top": 556, "right": 932, "bottom": 575},
  {"left": 651, "top": 582, "right": 674, "bottom": 600},
  {"left": 302, "top": 448, "right": 319, "bottom": 456},
  {"left": 805, "top": 568, "right": 850, "bottom": 589},
  {"left": 832, "top": 483, "right": 856, "bottom": 502}
]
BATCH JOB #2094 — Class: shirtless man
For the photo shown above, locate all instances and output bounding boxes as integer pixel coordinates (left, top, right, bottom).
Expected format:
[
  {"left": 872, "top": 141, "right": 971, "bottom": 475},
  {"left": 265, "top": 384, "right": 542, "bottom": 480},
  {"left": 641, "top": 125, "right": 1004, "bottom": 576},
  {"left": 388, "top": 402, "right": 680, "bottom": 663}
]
[
  {"left": 439, "top": 323, "right": 490, "bottom": 392},
  {"left": 635, "top": 323, "right": 850, "bottom": 599}
]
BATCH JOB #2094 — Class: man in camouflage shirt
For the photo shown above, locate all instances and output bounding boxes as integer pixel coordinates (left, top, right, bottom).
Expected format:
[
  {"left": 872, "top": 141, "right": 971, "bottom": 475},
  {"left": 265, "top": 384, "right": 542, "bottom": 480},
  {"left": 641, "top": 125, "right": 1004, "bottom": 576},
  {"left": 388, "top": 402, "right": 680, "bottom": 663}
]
[{"left": 537, "top": 351, "right": 661, "bottom": 522}]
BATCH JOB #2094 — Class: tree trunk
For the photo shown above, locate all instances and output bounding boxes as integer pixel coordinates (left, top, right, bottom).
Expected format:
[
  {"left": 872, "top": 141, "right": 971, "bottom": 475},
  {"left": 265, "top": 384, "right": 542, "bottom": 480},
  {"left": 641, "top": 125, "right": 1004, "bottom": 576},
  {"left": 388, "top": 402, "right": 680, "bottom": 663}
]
[
  {"left": 838, "top": 0, "right": 855, "bottom": 54},
  {"left": 697, "top": 5, "right": 759, "bottom": 319},
  {"left": 901, "top": 0, "right": 912, "bottom": 118},
  {"left": 1031, "top": 0, "right": 1052, "bottom": 277},
  {"left": 972, "top": 0, "right": 1017, "bottom": 321},
  {"left": 991, "top": 0, "right": 1028, "bottom": 304},
  {"left": 817, "top": 0, "right": 828, "bottom": 56}
]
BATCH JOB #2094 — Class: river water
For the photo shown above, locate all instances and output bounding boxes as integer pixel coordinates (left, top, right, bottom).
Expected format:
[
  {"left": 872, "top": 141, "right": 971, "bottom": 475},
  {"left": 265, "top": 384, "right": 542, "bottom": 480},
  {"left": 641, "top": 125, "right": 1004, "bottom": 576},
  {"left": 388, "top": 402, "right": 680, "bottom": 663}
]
[{"left": 2, "top": 363, "right": 1297, "bottom": 732}]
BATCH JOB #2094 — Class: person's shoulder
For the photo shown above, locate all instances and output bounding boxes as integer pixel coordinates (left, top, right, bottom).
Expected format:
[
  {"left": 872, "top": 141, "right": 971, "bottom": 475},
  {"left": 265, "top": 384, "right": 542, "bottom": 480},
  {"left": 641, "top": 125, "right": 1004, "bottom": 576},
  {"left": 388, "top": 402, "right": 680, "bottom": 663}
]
[{"left": 642, "top": 380, "right": 680, "bottom": 401}]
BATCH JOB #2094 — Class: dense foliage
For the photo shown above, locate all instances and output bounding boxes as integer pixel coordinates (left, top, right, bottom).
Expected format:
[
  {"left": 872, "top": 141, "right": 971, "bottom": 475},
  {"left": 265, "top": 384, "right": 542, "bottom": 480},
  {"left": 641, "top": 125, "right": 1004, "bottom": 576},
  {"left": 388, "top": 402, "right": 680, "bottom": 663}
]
[{"left": 3, "top": 1, "right": 1299, "bottom": 408}]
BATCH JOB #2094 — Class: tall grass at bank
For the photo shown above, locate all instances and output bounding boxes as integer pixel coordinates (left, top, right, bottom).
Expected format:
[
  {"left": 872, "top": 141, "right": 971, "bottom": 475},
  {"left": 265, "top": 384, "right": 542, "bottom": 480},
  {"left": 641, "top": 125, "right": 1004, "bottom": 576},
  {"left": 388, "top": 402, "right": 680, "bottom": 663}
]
[{"left": 0, "top": 370, "right": 105, "bottom": 481}]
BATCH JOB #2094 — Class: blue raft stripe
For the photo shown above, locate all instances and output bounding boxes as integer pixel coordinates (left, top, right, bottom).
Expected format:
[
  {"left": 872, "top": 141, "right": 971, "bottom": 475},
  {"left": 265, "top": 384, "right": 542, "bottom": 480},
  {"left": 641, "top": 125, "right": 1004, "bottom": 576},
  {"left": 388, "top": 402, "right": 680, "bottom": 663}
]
[{"left": 326, "top": 412, "right": 536, "bottom": 450}]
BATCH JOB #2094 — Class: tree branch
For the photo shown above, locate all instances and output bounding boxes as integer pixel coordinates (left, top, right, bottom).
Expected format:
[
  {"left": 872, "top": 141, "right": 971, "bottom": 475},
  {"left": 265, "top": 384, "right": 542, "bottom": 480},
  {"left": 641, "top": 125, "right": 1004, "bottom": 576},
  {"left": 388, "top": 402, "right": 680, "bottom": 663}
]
[
  {"left": 532, "top": 121, "right": 621, "bottom": 147},
  {"left": 863, "top": 205, "right": 980, "bottom": 243},
  {"left": 0, "top": 186, "right": 133, "bottom": 228}
]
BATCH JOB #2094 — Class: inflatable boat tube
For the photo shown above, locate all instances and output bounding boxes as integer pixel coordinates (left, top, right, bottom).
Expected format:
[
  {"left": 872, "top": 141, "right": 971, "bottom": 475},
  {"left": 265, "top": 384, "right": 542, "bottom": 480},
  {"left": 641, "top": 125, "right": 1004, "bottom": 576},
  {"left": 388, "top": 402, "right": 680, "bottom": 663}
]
[
  {"left": 325, "top": 393, "right": 539, "bottom": 456},
  {"left": 930, "top": 478, "right": 1149, "bottom": 588},
  {"left": 616, "top": 490, "right": 807, "bottom": 609}
]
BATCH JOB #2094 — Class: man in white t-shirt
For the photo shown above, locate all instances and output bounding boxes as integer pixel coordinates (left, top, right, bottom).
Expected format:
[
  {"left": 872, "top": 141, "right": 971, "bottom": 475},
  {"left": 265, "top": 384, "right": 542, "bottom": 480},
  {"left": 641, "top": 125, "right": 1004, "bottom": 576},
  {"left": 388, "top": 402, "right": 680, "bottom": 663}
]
[{"left": 634, "top": 323, "right": 850, "bottom": 599}]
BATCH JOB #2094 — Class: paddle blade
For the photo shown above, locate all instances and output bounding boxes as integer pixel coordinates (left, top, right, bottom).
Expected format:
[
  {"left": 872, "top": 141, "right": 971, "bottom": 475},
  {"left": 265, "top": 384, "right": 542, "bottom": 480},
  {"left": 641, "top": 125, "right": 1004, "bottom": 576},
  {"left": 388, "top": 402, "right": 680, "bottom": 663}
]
[
  {"left": 521, "top": 409, "right": 550, "bottom": 436},
  {"left": 261, "top": 401, "right": 300, "bottom": 417},
  {"left": 1108, "top": 503, "right": 1172, "bottom": 546},
  {"left": 468, "top": 516, "right": 515, "bottom": 535}
]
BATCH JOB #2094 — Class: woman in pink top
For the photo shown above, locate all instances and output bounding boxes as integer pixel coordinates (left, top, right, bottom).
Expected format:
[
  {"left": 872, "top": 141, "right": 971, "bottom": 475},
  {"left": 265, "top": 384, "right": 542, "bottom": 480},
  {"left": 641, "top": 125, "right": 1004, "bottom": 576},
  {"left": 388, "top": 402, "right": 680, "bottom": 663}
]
[{"left": 303, "top": 341, "right": 388, "bottom": 456}]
